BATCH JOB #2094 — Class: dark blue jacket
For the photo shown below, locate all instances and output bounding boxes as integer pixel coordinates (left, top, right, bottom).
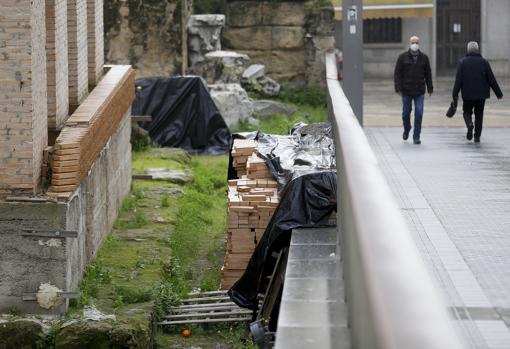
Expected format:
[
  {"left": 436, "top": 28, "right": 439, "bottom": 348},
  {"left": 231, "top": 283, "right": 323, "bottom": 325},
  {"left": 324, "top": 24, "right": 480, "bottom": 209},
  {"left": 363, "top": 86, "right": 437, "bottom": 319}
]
[
  {"left": 394, "top": 50, "right": 433, "bottom": 96},
  {"left": 452, "top": 53, "right": 503, "bottom": 101}
]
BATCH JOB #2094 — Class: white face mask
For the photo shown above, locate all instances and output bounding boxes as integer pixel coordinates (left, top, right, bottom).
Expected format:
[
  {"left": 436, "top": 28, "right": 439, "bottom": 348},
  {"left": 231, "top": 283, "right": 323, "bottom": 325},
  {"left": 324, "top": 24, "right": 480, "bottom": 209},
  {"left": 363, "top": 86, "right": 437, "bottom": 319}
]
[{"left": 410, "top": 43, "right": 419, "bottom": 52}]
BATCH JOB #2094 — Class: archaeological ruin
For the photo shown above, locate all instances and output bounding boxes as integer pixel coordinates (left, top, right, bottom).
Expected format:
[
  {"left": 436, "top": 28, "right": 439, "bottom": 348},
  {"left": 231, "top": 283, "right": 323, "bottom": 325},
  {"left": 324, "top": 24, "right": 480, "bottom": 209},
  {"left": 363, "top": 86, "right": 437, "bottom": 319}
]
[{"left": 0, "top": 0, "right": 134, "bottom": 314}]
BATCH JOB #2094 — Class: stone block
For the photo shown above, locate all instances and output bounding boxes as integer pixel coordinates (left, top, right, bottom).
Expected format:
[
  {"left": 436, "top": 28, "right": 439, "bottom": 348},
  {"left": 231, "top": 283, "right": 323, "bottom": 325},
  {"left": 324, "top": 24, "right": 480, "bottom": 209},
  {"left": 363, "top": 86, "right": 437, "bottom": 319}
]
[
  {"left": 223, "top": 27, "right": 272, "bottom": 51},
  {"left": 0, "top": 201, "right": 69, "bottom": 314},
  {"left": 242, "top": 64, "right": 266, "bottom": 81},
  {"left": 252, "top": 100, "right": 295, "bottom": 118},
  {"left": 259, "top": 76, "right": 280, "bottom": 96},
  {"left": 272, "top": 26, "right": 305, "bottom": 49},
  {"left": 209, "top": 83, "right": 254, "bottom": 127},
  {"left": 0, "top": 320, "right": 47, "bottom": 348},
  {"left": 262, "top": 2, "right": 305, "bottom": 26},
  {"left": 191, "top": 51, "right": 251, "bottom": 84},
  {"left": 227, "top": 1, "right": 262, "bottom": 27},
  {"left": 236, "top": 49, "right": 306, "bottom": 81}
]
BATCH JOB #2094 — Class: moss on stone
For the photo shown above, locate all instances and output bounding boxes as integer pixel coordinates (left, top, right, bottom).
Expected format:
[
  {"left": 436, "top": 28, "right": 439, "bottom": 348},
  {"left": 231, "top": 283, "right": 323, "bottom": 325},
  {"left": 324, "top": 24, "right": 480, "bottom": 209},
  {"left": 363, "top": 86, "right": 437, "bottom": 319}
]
[
  {"left": 54, "top": 321, "right": 112, "bottom": 349},
  {"left": 0, "top": 320, "right": 44, "bottom": 349}
]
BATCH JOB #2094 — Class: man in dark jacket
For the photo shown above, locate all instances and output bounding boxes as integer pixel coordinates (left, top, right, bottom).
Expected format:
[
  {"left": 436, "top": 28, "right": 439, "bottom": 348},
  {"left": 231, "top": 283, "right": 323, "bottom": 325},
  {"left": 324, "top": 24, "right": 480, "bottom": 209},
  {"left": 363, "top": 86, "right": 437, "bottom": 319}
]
[
  {"left": 452, "top": 41, "right": 503, "bottom": 143},
  {"left": 394, "top": 35, "right": 433, "bottom": 144}
]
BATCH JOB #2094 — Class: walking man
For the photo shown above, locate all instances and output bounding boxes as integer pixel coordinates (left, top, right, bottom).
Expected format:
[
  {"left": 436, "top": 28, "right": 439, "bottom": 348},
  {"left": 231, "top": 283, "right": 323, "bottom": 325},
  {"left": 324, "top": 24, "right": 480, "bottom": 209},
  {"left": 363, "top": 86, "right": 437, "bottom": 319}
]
[
  {"left": 452, "top": 41, "right": 503, "bottom": 143},
  {"left": 394, "top": 35, "right": 433, "bottom": 144}
]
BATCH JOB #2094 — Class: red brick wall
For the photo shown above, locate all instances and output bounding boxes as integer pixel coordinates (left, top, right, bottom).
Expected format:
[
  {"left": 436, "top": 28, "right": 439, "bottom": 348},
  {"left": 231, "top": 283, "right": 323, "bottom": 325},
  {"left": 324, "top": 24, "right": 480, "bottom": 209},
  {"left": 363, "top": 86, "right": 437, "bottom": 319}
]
[
  {"left": 0, "top": 0, "right": 48, "bottom": 193},
  {"left": 68, "top": 0, "right": 89, "bottom": 109},
  {"left": 87, "top": 0, "right": 104, "bottom": 87},
  {"left": 46, "top": 0, "right": 69, "bottom": 129}
]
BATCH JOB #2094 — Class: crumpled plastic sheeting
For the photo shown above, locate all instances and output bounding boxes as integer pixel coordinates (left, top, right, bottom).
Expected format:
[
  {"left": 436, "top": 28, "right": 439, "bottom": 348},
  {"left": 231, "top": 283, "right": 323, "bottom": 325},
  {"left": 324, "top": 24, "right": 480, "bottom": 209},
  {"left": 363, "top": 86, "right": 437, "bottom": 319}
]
[
  {"left": 36, "top": 283, "right": 64, "bottom": 309},
  {"left": 227, "top": 122, "right": 337, "bottom": 310},
  {"left": 83, "top": 305, "right": 116, "bottom": 321},
  {"left": 230, "top": 122, "right": 336, "bottom": 190}
]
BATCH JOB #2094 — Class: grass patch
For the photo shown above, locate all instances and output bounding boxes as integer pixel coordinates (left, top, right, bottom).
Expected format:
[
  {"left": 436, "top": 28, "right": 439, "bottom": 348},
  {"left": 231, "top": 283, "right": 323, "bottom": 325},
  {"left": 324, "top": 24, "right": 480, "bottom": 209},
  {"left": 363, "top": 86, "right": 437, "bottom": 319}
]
[
  {"left": 168, "top": 156, "right": 228, "bottom": 293},
  {"left": 72, "top": 147, "right": 252, "bottom": 346},
  {"left": 238, "top": 84, "right": 329, "bottom": 135},
  {"left": 234, "top": 103, "right": 327, "bottom": 135}
]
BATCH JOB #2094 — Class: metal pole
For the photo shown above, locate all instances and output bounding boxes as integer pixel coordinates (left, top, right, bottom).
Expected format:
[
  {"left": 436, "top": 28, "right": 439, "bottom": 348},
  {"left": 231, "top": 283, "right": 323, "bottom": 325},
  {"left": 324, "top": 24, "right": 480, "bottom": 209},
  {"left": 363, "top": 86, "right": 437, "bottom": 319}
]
[{"left": 342, "top": 0, "right": 363, "bottom": 125}]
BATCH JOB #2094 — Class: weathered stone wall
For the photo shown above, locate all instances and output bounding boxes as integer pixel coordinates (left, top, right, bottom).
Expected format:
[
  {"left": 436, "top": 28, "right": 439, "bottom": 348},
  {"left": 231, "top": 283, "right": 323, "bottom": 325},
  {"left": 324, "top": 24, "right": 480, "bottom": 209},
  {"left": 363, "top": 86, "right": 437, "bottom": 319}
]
[
  {"left": 105, "top": 0, "right": 183, "bottom": 78},
  {"left": 0, "top": 112, "right": 131, "bottom": 315},
  {"left": 224, "top": 1, "right": 307, "bottom": 82},
  {"left": 304, "top": 6, "right": 335, "bottom": 86}
]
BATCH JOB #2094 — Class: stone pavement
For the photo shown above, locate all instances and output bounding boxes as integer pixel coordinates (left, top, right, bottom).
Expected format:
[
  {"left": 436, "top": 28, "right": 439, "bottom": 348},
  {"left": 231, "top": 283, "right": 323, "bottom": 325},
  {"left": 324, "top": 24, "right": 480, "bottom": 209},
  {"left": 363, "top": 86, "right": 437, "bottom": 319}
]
[
  {"left": 363, "top": 78, "right": 510, "bottom": 128},
  {"left": 366, "top": 127, "right": 510, "bottom": 349}
]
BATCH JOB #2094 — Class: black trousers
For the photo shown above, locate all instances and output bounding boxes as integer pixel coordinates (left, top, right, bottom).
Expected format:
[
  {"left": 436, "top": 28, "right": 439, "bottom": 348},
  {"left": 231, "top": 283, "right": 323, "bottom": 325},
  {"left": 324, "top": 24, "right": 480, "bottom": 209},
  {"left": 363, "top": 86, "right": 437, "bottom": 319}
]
[{"left": 463, "top": 99, "right": 486, "bottom": 139}]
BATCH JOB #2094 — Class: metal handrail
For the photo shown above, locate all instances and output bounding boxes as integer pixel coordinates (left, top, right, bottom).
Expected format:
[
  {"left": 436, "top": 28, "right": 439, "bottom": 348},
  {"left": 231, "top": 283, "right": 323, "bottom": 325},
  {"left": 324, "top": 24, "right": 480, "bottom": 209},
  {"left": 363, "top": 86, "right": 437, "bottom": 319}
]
[{"left": 325, "top": 52, "right": 464, "bottom": 349}]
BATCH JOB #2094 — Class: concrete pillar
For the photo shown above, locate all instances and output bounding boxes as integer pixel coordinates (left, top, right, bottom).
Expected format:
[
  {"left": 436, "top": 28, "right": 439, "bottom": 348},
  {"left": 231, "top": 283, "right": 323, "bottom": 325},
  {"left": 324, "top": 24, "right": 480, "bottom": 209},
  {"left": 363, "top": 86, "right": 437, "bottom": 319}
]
[
  {"left": 481, "top": 0, "right": 510, "bottom": 77},
  {"left": 46, "top": 0, "right": 70, "bottom": 129},
  {"left": 0, "top": 0, "right": 48, "bottom": 193},
  {"left": 87, "top": 0, "right": 104, "bottom": 87},
  {"left": 342, "top": 0, "right": 363, "bottom": 125},
  {"left": 68, "top": 0, "right": 89, "bottom": 111}
]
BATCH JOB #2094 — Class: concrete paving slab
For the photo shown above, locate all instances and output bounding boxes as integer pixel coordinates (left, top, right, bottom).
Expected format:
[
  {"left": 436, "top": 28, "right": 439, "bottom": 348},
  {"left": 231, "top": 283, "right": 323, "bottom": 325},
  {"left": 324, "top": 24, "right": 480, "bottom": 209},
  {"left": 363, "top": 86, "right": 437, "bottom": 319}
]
[{"left": 366, "top": 127, "right": 510, "bottom": 348}]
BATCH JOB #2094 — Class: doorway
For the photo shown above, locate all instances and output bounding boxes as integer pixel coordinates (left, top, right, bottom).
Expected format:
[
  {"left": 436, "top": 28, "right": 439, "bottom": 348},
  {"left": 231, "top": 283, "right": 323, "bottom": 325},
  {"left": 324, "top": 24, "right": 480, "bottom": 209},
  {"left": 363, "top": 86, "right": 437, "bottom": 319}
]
[{"left": 436, "top": 0, "right": 481, "bottom": 75}]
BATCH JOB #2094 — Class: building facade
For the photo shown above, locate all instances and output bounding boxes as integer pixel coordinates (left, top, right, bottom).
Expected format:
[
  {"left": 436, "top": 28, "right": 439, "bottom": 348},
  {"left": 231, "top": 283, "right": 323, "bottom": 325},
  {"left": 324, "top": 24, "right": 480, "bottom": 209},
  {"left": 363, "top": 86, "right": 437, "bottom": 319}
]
[{"left": 334, "top": 0, "right": 510, "bottom": 78}]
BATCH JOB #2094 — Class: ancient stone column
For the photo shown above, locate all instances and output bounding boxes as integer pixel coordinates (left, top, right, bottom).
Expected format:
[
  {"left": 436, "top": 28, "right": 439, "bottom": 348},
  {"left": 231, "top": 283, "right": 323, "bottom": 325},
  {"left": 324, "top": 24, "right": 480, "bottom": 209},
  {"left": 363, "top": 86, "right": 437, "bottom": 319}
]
[
  {"left": 0, "top": 0, "right": 48, "bottom": 193},
  {"left": 188, "top": 15, "right": 225, "bottom": 68},
  {"left": 87, "top": 0, "right": 104, "bottom": 87},
  {"left": 46, "top": 0, "right": 70, "bottom": 130},
  {"left": 68, "top": 0, "right": 89, "bottom": 111}
]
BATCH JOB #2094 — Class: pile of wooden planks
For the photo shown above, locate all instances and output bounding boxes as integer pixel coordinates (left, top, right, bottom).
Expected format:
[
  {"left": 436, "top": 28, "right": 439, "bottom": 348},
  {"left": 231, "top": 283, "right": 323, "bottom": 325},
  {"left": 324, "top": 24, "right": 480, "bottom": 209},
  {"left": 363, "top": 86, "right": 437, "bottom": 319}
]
[
  {"left": 47, "top": 66, "right": 135, "bottom": 199},
  {"left": 246, "top": 153, "right": 272, "bottom": 179},
  {"left": 221, "top": 139, "right": 280, "bottom": 289},
  {"left": 231, "top": 139, "right": 257, "bottom": 177}
]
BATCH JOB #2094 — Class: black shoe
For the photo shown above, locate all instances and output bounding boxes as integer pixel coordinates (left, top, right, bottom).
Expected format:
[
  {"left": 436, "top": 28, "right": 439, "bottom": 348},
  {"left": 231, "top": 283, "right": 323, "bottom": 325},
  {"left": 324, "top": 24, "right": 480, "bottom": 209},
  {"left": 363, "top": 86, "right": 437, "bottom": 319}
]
[
  {"left": 413, "top": 139, "right": 421, "bottom": 145},
  {"left": 403, "top": 130, "right": 409, "bottom": 140},
  {"left": 466, "top": 124, "right": 474, "bottom": 140},
  {"left": 474, "top": 137, "right": 480, "bottom": 143}
]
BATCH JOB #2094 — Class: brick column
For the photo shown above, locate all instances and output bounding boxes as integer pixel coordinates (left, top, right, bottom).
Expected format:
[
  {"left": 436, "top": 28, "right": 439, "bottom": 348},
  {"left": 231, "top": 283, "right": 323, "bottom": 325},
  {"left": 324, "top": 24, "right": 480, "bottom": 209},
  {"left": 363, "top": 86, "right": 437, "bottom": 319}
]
[
  {"left": 87, "top": 0, "right": 104, "bottom": 87},
  {"left": 68, "top": 0, "right": 89, "bottom": 111},
  {"left": 0, "top": 0, "right": 48, "bottom": 193},
  {"left": 46, "top": 0, "right": 69, "bottom": 129}
]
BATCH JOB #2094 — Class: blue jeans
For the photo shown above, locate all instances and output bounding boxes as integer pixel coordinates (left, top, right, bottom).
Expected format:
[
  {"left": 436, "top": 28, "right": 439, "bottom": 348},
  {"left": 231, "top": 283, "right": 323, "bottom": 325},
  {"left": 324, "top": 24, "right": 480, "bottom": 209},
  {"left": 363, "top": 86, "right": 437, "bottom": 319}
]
[{"left": 402, "top": 94, "right": 424, "bottom": 140}]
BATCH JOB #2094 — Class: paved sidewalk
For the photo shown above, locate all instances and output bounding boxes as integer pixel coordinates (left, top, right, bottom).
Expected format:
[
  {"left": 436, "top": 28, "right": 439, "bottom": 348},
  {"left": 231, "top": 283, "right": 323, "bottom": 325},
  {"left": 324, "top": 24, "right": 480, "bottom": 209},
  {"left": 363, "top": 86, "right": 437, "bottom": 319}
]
[
  {"left": 366, "top": 128, "right": 510, "bottom": 348},
  {"left": 363, "top": 78, "right": 510, "bottom": 128}
]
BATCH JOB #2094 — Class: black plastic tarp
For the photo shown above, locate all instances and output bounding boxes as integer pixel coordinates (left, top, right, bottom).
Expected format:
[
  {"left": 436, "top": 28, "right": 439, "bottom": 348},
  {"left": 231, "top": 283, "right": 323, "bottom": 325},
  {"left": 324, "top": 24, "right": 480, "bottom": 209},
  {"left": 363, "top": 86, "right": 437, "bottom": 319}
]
[
  {"left": 227, "top": 123, "right": 337, "bottom": 310},
  {"left": 132, "top": 77, "right": 231, "bottom": 155},
  {"left": 228, "top": 171, "right": 337, "bottom": 310}
]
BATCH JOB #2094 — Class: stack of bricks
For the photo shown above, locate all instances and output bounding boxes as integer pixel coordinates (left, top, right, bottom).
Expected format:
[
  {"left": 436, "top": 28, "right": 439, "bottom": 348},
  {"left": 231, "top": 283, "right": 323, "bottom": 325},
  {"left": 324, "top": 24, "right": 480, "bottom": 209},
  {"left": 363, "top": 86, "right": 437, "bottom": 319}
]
[
  {"left": 221, "top": 178, "right": 279, "bottom": 289},
  {"left": 221, "top": 138, "right": 280, "bottom": 289},
  {"left": 246, "top": 153, "right": 272, "bottom": 179},
  {"left": 231, "top": 139, "right": 257, "bottom": 177},
  {"left": 48, "top": 65, "right": 135, "bottom": 198}
]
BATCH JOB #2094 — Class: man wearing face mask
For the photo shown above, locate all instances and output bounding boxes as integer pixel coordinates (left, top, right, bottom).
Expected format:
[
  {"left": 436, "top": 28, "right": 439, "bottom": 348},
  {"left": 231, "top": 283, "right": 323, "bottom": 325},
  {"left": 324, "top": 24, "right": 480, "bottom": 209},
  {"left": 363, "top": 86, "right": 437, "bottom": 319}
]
[
  {"left": 452, "top": 41, "right": 503, "bottom": 143},
  {"left": 394, "top": 35, "right": 433, "bottom": 144}
]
